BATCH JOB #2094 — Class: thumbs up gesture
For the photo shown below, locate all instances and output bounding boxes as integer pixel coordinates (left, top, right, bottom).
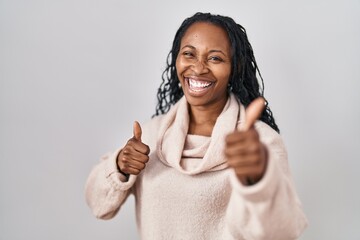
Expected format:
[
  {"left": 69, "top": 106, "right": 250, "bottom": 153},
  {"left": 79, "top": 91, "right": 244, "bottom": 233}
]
[
  {"left": 225, "top": 98, "right": 268, "bottom": 185},
  {"left": 117, "top": 121, "right": 150, "bottom": 175}
]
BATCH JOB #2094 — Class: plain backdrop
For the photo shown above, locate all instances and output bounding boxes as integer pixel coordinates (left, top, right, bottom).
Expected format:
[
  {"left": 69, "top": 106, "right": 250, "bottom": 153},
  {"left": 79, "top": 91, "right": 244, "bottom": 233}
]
[{"left": 1, "top": 0, "right": 359, "bottom": 239}]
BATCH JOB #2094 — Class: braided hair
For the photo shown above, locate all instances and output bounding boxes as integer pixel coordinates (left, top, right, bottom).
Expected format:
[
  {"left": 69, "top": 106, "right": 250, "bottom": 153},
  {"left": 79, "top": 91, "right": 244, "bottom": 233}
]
[{"left": 154, "top": 12, "right": 279, "bottom": 133}]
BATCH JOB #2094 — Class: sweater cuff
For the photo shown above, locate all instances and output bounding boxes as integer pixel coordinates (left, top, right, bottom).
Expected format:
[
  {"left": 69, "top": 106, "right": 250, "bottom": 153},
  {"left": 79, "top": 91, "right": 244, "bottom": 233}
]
[
  {"left": 229, "top": 146, "right": 281, "bottom": 202},
  {"left": 104, "top": 148, "right": 137, "bottom": 191}
]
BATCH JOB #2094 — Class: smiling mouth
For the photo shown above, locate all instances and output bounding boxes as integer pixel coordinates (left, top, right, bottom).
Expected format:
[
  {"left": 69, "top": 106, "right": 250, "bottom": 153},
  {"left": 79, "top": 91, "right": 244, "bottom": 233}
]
[{"left": 186, "top": 77, "right": 213, "bottom": 92}]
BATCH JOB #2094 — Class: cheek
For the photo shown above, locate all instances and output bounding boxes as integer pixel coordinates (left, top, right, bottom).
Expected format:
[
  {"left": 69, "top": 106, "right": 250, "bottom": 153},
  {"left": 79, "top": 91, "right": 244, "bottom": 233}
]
[
  {"left": 175, "top": 57, "right": 182, "bottom": 77},
  {"left": 176, "top": 57, "right": 186, "bottom": 72},
  {"left": 216, "top": 66, "right": 231, "bottom": 86},
  {"left": 176, "top": 57, "right": 191, "bottom": 81}
]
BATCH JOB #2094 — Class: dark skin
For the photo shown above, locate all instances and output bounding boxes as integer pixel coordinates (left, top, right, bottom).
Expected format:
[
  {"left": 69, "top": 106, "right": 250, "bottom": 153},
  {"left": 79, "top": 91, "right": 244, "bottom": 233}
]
[
  {"left": 176, "top": 22, "right": 231, "bottom": 137},
  {"left": 225, "top": 98, "right": 268, "bottom": 184},
  {"left": 225, "top": 128, "right": 268, "bottom": 184},
  {"left": 117, "top": 22, "right": 267, "bottom": 185},
  {"left": 117, "top": 121, "right": 150, "bottom": 176}
]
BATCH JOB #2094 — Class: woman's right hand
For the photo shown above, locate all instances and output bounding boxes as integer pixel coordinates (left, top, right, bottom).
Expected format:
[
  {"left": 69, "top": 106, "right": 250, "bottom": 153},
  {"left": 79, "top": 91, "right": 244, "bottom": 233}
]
[{"left": 117, "top": 121, "right": 150, "bottom": 175}]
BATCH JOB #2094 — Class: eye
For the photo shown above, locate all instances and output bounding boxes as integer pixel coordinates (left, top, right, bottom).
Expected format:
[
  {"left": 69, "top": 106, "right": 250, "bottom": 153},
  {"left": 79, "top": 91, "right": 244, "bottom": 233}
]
[
  {"left": 182, "top": 51, "right": 195, "bottom": 58},
  {"left": 208, "top": 56, "right": 223, "bottom": 63}
]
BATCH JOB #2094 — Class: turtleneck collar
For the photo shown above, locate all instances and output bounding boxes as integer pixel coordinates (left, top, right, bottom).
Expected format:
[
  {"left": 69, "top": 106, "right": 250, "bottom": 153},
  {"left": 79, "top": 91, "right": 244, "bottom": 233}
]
[{"left": 156, "top": 93, "right": 244, "bottom": 175}]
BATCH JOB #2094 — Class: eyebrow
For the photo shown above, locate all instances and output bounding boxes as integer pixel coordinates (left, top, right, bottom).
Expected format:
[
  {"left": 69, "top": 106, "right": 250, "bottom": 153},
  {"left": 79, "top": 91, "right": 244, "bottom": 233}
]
[{"left": 181, "top": 45, "right": 227, "bottom": 56}]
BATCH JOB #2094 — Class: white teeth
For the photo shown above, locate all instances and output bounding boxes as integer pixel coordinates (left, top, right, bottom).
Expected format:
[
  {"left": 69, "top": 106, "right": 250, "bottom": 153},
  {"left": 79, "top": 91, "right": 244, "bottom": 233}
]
[{"left": 188, "top": 78, "right": 212, "bottom": 88}]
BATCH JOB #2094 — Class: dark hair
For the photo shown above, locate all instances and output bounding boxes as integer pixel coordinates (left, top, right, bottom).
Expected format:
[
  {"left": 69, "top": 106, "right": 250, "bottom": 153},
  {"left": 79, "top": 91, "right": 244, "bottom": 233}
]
[{"left": 154, "top": 12, "right": 279, "bottom": 133}]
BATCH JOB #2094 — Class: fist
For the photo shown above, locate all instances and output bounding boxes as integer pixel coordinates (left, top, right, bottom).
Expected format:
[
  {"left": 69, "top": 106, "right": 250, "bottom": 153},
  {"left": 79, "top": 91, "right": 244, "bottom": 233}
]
[
  {"left": 225, "top": 97, "right": 268, "bottom": 185},
  {"left": 117, "top": 121, "right": 150, "bottom": 175},
  {"left": 225, "top": 127, "right": 267, "bottom": 185}
]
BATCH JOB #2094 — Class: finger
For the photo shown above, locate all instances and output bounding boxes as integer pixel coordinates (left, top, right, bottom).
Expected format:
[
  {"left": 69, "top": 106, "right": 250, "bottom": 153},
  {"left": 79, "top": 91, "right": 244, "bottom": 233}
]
[
  {"left": 227, "top": 153, "right": 262, "bottom": 168},
  {"left": 225, "top": 143, "right": 261, "bottom": 158},
  {"left": 225, "top": 128, "right": 259, "bottom": 145},
  {"left": 133, "top": 143, "right": 150, "bottom": 155},
  {"left": 133, "top": 121, "right": 142, "bottom": 141},
  {"left": 241, "top": 97, "right": 265, "bottom": 131},
  {"left": 128, "top": 160, "right": 146, "bottom": 170},
  {"left": 122, "top": 166, "right": 142, "bottom": 175},
  {"left": 225, "top": 132, "right": 246, "bottom": 145},
  {"left": 127, "top": 151, "right": 149, "bottom": 164},
  {"left": 234, "top": 165, "right": 264, "bottom": 178},
  {"left": 123, "top": 144, "right": 150, "bottom": 159},
  {"left": 224, "top": 146, "right": 246, "bottom": 159},
  {"left": 127, "top": 137, "right": 150, "bottom": 155},
  {"left": 224, "top": 142, "right": 249, "bottom": 158}
]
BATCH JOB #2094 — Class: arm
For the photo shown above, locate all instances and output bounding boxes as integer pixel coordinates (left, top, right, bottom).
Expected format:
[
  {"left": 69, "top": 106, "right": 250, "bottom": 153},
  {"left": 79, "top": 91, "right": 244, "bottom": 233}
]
[
  {"left": 85, "top": 121, "right": 149, "bottom": 219},
  {"left": 85, "top": 148, "right": 137, "bottom": 219},
  {"left": 225, "top": 122, "right": 308, "bottom": 240}
]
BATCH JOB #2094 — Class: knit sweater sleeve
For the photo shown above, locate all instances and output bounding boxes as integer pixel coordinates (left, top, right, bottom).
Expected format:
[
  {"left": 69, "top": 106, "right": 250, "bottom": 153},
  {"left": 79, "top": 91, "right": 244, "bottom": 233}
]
[
  {"left": 85, "top": 148, "right": 137, "bottom": 220},
  {"left": 225, "top": 121, "right": 308, "bottom": 240}
]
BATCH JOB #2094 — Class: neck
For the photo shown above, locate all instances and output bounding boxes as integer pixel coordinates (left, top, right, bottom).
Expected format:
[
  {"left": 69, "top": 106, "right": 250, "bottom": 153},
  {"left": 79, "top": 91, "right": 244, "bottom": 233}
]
[{"left": 188, "top": 97, "right": 228, "bottom": 136}]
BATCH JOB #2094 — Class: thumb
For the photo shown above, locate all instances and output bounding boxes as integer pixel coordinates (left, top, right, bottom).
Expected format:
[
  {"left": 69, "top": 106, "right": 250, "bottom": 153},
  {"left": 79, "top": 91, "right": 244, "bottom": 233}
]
[
  {"left": 133, "top": 121, "right": 142, "bottom": 141},
  {"left": 241, "top": 97, "right": 266, "bottom": 131}
]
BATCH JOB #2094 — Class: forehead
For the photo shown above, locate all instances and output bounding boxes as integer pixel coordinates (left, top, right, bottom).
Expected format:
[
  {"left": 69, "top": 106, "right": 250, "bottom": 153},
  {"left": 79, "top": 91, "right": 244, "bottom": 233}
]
[{"left": 180, "top": 22, "right": 230, "bottom": 50}]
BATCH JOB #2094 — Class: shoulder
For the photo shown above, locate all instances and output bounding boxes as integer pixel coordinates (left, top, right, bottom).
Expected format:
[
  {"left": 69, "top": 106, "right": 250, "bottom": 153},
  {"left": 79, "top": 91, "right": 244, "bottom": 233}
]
[
  {"left": 140, "top": 114, "right": 167, "bottom": 145},
  {"left": 255, "top": 121, "right": 285, "bottom": 150},
  {"left": 255, "top": 121, "right": 290, "bottom": 174},
  {"left": 255, "top": 121, "right": 279, "bottom": 137},
  {"left": 142, "top": 114, "right": 165, "bottom": 130}
]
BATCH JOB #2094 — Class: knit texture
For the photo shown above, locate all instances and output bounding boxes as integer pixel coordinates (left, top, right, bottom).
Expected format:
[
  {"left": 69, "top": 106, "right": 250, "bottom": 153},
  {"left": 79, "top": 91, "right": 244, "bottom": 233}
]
[{"left": 85, "top": 94, "right": 307, "bottom": 240}]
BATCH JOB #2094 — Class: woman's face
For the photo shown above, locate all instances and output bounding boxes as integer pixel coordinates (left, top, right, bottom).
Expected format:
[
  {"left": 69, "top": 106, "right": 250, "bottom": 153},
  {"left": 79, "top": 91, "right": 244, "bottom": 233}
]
[{"left": 176, "top": 22, "right": 231, "bottom": 109}]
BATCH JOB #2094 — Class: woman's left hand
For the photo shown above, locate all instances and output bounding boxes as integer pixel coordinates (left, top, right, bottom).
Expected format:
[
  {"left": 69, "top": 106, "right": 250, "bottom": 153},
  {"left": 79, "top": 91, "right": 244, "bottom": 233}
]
[{"left": 225, "top": 127, "right": 268, "bottom": 186}]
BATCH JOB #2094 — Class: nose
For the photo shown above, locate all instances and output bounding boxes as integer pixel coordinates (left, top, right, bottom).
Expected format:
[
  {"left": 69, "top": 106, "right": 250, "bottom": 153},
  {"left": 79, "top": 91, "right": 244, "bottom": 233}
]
[{"left": 190, "top": 60, "right": 209, "bottom": 75}]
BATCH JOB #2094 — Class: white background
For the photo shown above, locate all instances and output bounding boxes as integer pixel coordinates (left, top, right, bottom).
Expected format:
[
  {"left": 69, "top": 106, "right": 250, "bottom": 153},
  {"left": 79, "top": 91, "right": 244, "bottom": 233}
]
[{"left": 1, "top": 0, "right": 359, "bottom": 239}]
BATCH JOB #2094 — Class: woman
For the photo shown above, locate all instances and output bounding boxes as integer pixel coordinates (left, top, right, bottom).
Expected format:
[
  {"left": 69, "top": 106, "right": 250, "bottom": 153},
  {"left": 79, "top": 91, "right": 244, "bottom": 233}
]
[{"left": 85, "top": 12, "right": 307, "bottom": 240}]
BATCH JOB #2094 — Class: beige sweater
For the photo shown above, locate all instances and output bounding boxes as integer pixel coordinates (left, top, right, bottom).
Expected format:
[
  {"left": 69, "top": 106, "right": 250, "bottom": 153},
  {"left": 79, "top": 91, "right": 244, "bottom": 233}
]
[{"left": 85, "top": 94, "right": 307, "bottom": 240}]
